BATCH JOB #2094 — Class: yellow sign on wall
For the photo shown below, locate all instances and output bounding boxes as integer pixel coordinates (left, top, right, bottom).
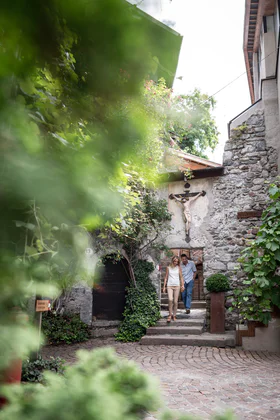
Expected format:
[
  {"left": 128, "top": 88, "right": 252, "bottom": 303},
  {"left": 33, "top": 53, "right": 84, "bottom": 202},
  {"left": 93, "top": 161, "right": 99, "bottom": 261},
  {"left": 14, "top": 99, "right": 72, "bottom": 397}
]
[{"left": 36, "top": 300, "right": 51, "bottom": 312}]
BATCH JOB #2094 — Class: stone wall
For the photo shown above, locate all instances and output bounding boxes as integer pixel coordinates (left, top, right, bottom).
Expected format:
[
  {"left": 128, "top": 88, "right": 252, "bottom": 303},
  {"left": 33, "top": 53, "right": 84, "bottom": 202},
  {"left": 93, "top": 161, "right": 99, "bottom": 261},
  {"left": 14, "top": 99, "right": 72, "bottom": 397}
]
[
  {"left": 60, "top": 282, "right": 93, "bottom": 325},
  {"left": 204, "top": 110, "right": 278, "bottom": 329},
  {"left": 60, "top": 107, "right": 278, "bottom": 331}
]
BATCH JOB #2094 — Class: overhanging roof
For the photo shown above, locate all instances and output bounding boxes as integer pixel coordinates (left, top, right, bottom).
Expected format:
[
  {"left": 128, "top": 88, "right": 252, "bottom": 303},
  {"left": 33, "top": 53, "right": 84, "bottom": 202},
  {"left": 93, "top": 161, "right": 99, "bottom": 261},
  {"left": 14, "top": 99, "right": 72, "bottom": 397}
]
[
  {"left": 164, "top": 148, "right": 222, "bottom": 172},
  {"left": 160, "top": 148, "right": 224, "bottom": 182},
  {"left": 160, "top": 167, "right": 224, "bottom": 182},
  {"left": 131, "top": 6, "right": 183, "bottom": 86},
  {"left": 244, "top": 0, "right": 276, "bottom": 103}
]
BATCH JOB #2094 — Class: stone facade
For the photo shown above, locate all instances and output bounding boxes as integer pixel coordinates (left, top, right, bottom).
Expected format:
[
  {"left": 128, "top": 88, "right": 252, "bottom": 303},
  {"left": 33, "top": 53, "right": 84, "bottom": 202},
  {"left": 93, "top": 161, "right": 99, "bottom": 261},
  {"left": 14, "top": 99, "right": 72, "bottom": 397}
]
[
  {"left": 159, "top": 109, "right": 278, "bottom": 331},
  {"left": 204, "top": 110, "right": 278, "bottom": 329},
  {"left": 62, "top": 109, "right": 278, "bottom": 332}
]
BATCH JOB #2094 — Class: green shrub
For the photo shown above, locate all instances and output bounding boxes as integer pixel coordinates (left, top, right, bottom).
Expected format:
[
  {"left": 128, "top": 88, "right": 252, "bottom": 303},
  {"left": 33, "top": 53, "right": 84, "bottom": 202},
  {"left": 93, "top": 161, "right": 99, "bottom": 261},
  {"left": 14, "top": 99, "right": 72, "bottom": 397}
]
[
  {"left": 1, "top": 348, "right": 235, "bottom": 420},
  {"left": 1, "top": 348, "right": 161, "bottom": 420},
  {"left": 21, "top": 356, "right": 65, "bottom": 383},
  {"left": 115, "top": 260, "right": 160, "bottom": 342},
  {"left": 206, "top": 273, "right": 230, "bottom": 293},
  {"left": 42, "top": 312, "right": 90, "bottom": 345}
]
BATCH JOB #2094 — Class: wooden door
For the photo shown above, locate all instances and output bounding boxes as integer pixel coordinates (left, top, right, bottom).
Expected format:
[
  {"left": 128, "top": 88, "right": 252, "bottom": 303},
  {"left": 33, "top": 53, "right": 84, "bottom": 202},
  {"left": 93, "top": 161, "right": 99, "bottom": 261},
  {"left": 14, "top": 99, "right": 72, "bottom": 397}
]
[{"left": 92, "top": 258, "right": 130, "bottom": 320}]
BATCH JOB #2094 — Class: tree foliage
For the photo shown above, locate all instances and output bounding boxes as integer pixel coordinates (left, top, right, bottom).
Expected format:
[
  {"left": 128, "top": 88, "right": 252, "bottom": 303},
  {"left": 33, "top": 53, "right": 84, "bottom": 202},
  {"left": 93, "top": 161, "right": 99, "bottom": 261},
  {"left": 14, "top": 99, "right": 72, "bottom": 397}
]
[
  {"left": 0, "top": 0, "right": 165, "bottom": 370},
  {"left": 96, "top": 171, "right": 172, "bottom": 264},
  {"left": 143, "top": 79, "right": 219, "bottom": 158},
  {"left": 231, "top": 179, "right": 280, "bottom": 324},
  {"left": 0, "top": 2, "right": 233, "bottom": 419}
]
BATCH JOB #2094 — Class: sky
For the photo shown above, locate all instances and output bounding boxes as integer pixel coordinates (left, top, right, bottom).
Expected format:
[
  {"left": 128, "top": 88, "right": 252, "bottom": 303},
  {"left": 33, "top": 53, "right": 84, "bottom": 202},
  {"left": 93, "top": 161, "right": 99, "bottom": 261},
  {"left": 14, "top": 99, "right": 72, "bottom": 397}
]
[{"left": 130, "top": 0, "right": 252, "bottom": 163}]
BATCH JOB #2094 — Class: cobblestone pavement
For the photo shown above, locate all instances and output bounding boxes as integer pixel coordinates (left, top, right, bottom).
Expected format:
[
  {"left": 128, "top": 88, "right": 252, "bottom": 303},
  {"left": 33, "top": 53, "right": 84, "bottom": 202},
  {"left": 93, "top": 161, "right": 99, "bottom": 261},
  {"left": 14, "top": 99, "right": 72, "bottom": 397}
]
[{"left": 42, "top": 339, "right": 280, "bottom": 420}]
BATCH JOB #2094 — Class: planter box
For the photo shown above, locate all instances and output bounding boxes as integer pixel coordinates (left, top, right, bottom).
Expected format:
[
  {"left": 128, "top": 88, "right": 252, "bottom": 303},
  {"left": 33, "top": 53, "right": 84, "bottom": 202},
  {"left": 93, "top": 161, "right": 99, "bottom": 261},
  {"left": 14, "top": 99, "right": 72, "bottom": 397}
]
[
  {"left": 210, "top": 292, "right": 225, "bottom": 334},
  {"left": 0, "top": 360, "right": 22, "bottom": 408}
]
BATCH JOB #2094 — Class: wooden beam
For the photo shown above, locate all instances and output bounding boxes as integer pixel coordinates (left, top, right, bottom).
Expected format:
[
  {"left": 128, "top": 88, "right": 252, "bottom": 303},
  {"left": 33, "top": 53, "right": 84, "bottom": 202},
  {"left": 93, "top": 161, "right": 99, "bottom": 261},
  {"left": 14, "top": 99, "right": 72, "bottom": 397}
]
[
  {"left": 244, "top": 0, "right": 256, "bottom": 103},
  {"left": 254, "top": 0, "right": 265, "bottom": 52},
  {"left": 263, "top": 0, "right": 277, "bottom": 15}
]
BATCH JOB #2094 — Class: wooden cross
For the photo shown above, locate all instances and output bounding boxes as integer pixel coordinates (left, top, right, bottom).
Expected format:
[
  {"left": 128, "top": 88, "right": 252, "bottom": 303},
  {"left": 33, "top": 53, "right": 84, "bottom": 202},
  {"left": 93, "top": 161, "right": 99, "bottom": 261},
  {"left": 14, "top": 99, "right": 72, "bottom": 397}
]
[
  {"left": 169, "top": 191, "right": 206, "bottom": 200},
  {"left": 169, "top": 182, "right": 206, "bottom": 200}
]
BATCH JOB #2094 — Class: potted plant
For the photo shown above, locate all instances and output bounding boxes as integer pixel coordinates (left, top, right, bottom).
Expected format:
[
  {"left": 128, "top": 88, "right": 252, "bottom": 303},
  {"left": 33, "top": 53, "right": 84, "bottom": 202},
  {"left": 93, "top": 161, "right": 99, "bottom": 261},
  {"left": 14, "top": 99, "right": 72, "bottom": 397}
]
[
  {"left": 206, "top": 274, "right": 230, "bottom": 334},
  {"left": 0, "top": 307, "right": 29, "bottom": 407}
]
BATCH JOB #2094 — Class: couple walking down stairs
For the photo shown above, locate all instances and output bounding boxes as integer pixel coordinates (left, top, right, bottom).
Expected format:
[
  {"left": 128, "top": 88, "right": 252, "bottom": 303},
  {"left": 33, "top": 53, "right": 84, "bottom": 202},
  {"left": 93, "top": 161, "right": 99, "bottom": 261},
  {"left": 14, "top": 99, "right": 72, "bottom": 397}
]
[{"left": 140, "top": 293, "right": 235, "bottom": 347}]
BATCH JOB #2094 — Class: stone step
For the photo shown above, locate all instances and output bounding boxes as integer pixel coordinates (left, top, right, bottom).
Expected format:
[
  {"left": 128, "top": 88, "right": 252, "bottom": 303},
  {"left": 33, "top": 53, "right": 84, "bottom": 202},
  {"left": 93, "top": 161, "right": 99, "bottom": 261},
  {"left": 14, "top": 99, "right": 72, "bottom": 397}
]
[
  {"left": 161, "top": 301, "right": 206, "bottom": 310},
  {"left": 161, "top": 297, "right": 206, "bottom": 305},
  {"left": 140, "top": 332, "right": 236, "bottom": 347},
  {"left": 161, "top": 293, "right": 206, "bottom": 299},
  {"left": 91, "top": 320, "right": 120, "bottom": 338},
  {"left": 157, "top": 318, "right": 205, "bottom": 327},
  {"left": 147, "top": 325, "right": 203, "bottom": 335}
]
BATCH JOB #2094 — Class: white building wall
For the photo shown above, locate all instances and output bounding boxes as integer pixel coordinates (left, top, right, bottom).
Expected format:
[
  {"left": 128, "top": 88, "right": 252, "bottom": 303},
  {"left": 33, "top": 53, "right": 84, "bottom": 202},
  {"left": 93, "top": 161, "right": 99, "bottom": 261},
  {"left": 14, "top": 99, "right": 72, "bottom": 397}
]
[
  {"left": 163, "top": 178, "right": 214, "bottom": 250},
  {"left": 263, "top": 16, "right": 277, "bottom": 78}
]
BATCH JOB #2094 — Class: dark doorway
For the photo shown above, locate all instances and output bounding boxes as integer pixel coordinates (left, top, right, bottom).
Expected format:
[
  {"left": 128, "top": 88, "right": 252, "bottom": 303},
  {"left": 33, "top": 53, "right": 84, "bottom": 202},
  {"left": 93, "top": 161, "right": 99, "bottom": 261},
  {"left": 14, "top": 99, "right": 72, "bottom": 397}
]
[{"left": 92, "top": 257, "right": 131, "bottom": 320}]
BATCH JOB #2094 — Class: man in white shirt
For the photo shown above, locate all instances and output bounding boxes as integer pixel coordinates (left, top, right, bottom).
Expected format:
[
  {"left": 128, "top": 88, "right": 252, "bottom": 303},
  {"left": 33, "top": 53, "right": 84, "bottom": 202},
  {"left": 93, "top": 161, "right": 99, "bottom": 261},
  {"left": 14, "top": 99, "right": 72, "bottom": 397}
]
[{"left": 181, "top": 254, "right": 197, "bottom": 314}]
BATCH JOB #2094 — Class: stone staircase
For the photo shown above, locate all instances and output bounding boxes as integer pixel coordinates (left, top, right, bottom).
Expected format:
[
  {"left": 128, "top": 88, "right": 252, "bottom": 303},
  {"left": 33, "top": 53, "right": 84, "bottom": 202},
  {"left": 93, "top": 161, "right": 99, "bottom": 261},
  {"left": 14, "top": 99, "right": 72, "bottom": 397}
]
[
  {"left": 160, "top": 292, "right": 207, "bottom": 311},
  {"left": 140, "top": 293, "right": 235, "bottom": 347}
]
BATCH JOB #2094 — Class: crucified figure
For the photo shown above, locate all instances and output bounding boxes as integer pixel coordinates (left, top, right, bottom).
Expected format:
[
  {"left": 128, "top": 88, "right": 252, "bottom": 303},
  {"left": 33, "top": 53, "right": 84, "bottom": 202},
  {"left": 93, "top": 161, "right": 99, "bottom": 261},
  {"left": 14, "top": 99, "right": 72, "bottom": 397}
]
[{"left": 170, "top": 191, "right": 206, "bottom": 235}]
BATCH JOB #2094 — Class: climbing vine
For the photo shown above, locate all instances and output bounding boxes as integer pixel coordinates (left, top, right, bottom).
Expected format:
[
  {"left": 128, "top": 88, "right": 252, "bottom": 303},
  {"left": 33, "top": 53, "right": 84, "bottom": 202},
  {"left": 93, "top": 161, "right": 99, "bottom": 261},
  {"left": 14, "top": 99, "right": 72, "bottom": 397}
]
[
  {"left": 95, "top": 172, "right": 172, "bottom": 264},
  {"left": 231, "top": 179, "right": 280, "bottom": 324},
  {"left": 115, "top": 260, "right": 160, "bottom": 342}
]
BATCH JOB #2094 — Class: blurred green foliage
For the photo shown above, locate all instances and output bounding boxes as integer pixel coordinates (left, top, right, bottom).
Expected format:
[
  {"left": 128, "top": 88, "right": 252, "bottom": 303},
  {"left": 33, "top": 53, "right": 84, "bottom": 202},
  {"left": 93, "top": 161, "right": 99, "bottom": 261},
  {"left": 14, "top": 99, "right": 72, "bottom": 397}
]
[
  {"left": 0, "top": 348, "right": 161, "bottom": 420},
  {"left": 0, "top": 0, "right": 163, "bottom": 370},
  {"left": 0, "top": 2, "right": 232, "bottom": 419},
  {"left": 0, "top": 348, "right": 236, "bottom": 420}
]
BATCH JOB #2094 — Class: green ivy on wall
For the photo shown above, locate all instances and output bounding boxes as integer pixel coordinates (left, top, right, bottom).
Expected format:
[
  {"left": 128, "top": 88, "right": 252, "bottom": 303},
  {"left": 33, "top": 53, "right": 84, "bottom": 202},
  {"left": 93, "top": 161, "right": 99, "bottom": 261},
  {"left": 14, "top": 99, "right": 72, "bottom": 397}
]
[
  {"left": 231, "top": 179, "right": 280, "bottom": 324},
  {"left": 115, "top": 260, "right": 160, "bottom": 342}
]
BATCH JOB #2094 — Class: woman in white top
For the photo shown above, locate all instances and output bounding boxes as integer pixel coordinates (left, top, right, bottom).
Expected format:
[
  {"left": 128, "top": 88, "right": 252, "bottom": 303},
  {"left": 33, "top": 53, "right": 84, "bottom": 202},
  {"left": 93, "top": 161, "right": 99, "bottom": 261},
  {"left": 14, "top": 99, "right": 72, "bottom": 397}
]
[{"left": 163, "top": 256, "right": 184, "bottom": 322}]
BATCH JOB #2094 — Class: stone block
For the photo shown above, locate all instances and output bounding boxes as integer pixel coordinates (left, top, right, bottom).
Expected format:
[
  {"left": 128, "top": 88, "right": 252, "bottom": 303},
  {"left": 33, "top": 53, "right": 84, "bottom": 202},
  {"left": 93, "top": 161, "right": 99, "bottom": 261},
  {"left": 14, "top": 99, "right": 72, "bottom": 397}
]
[
  {"left": 242, "top": 145, "right": 255, "bottom": 154},
  {"left": 207, "top": 261, "right": 226, "bottom": 271},
  {"left": 91, "top": 327, "right": 119, "bottom": 338},
  {"left": 227, "top": 262, "right": 240, "bottom": 271},
  {"left": 223, "top": 151, "right": 233, "bottom": 166},
  {"left": 251, "top": 184, "right": 263, "bottom": 191},
  {"left": 253, "top": 178, "right": 264, "bottom": 185},
  {"left": 219, "top": 254, "right": 234, "bottom": 263},
  {"left": 63, "top": 283, "right": 93, "bottom": 325},
  {"left": 246, "top": 113, "right": 264, "bottom": 126},
  {"left": 254, "top": 140, "right": 266, "bottom": 150}
]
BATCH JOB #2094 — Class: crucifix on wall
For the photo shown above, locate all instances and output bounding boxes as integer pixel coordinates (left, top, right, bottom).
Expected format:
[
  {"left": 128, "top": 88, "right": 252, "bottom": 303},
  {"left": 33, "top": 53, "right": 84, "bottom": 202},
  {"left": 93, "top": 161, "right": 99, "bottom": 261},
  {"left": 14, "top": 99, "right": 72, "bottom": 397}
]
[{"left": 169, "top": 183, "right": 206, "bottom": 239}]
